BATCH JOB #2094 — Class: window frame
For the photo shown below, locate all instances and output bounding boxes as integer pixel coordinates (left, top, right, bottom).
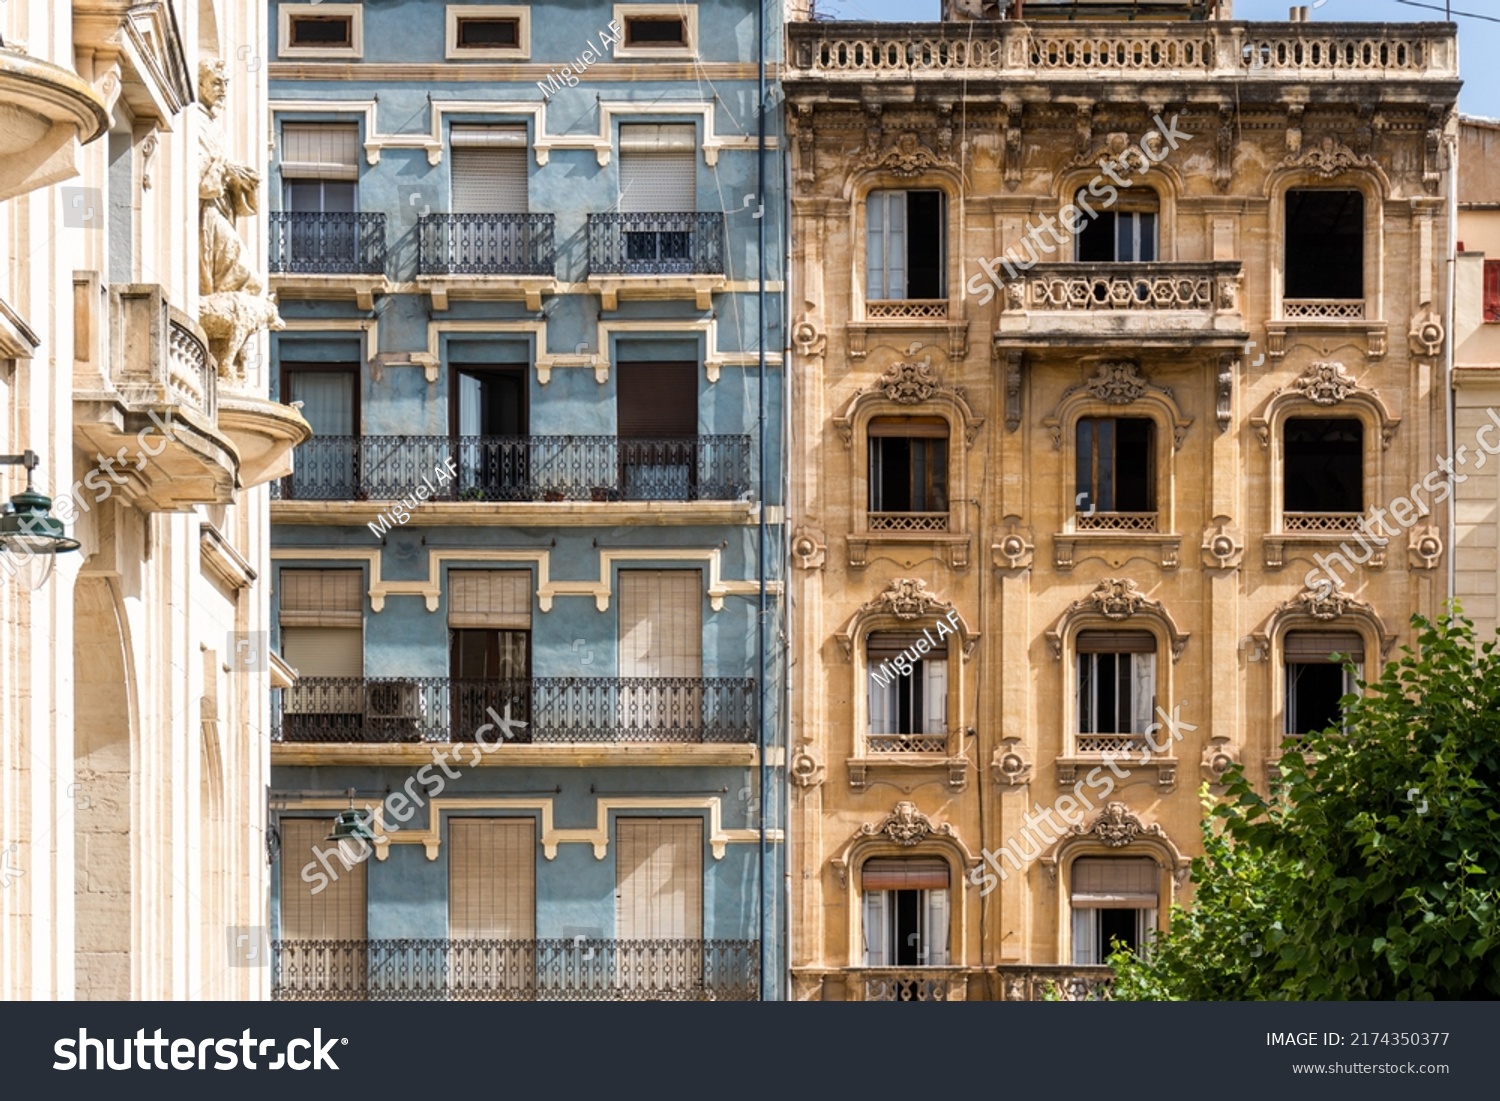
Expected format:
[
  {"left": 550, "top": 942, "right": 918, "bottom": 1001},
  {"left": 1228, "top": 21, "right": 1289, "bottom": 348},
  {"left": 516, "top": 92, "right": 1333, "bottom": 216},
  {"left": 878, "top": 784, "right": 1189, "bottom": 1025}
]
[
  {"left": 1071, "top": 630, "right": 1160, "bottom": 758},
  {"left": 858, "top": 414, "right": 960, "bottom": 537},
  {"left": 1066, "top": 855, "right": 1161, "bottom": 967},
  {"left": 1282, "top": 187, "right": 1366, "bottom": 304},
  {"left": 611, "top": 5, "right": 698, "bottom": 59},
  {"left": 1281, "top": 631, "right": 1365, "bottom": 740},
  {"left": 279, "top": 3, "right": 364, "bottom": 60},
  {"left": 864, "top": 629, "right": 951, "bottom": 751},
  {"left": 1074, "top": 187, "right": 1160, "bottom": 264},
  {"left": 1269, "top": 175, "right": 1384, "bottom": 323},
  {"left": 445, "top": 5, "right": 531, "bottom": 60},
  {"left": 863, "top": 188, "right": 948, "bottom": 304}
]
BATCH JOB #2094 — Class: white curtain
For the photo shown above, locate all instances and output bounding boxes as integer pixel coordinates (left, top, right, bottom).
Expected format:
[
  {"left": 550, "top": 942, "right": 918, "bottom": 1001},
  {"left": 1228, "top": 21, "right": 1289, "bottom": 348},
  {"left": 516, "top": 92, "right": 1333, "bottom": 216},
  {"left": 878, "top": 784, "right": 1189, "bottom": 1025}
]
[
  {"left": 866, "top": 191, "right": 906, "bottom": 299},
  {"left": 923, "top": 658, "right": 948, "bottom": 736},
  {"left": 1132, "top": 652, "right": 1156, "bottom": 736},
  {"left": 862, "top": 891, "right": 889, "bottom": 966},
  {"left": 925, "top": 889, "right": 950, "bottom": 966},
  {"left": 1072, "top": 909, "right": 1099, "bottom": 966}
]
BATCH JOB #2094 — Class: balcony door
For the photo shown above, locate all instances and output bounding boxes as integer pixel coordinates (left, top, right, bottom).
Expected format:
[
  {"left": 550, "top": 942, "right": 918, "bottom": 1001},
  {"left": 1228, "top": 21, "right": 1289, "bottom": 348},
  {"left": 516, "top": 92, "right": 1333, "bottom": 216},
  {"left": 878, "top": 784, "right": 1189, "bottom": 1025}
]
[
  {"left": 618, "top": 570, "right": 702, "bottom": 741},
  {"left": 618, "top": 124, "right": 696, "bottom": 269},
  {"left": 449, "top": 818, "right": 535, "bottom": 998},
  {"left": 278, "top": 568, "right": 364, "bottom": 742},
  {"left": 448, "top": 570, "right": 532, "bottom": 741},
  {"left": 617, "top": 361, "right": 697, "bottom": 500},
  {"left": 283, "top": 366, "right": 358, "bottom": 498},
  {"left": 453, "top": 366, "right": 527, "bottom": 500},
  {"left": 280, "top": 123, "right": 359, "bottom": 269},
  {"left": 446, "top": 125, "right": 529, "bottom": 272},
  {"left": 615, "top": 818, "right": 704, "bottom": 996},
  {"left": 278, "top": 817, "right": 368, "bottom": 999}
]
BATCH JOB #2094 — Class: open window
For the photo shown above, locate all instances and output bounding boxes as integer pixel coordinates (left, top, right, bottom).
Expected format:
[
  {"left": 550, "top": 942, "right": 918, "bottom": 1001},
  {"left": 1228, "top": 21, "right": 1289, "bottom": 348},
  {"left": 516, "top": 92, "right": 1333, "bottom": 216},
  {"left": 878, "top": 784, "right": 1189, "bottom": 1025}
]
[
  {"left": 1284, "top": 189, "right": 1364, "bottom": 308},
  {"left": 1076, "top": 188, "right": 1158, "bottom": 263},
  {"left": 278, "top": 569, "right": 364, "bottom": 742},
  {"left": 866, "top": 190, "right": 945, "bottom": 302},
  {"left": 1070, "top": 857, "right": 1157, "bottom": 965},
  {"left": 1284, "top": 630, "right": 1362, "bottom": 738},
  {"left": 868, "top": 416, "right": 949, "bottom": 531},
  {"left": 1076, "top": 630, "right": 1156, "bottom": 756},
  {"left": 452, "top": 365, "right": 527, "bottom": 500},
  {"left": 861, "top": 859, "right": 950, "bottom": 967},
  {"left": 1283, "top": 417, "right": 1363, "bottom": 527},
  {"left": 1075, "top": 417, "right": 1155, "bottom": 530},
  {"left": 866, "top": 631, "right": 948, "bottom": 753},
  {"left": 448, "top": 570, "right": 532, "bottom": 741}
]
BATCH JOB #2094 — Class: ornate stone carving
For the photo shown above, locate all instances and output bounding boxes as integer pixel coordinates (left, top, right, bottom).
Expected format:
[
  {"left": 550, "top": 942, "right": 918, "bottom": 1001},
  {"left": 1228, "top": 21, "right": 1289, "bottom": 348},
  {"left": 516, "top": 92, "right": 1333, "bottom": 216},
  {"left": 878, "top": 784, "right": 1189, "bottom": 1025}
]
[
  {"left": 864, "top": 131, "right": 951, "bottom": 177},
  {"left": 992, "top": 516, "right": 1035, "bottom": 571},
  {"left": 1072, "top": 802, "right": 1168, "bottom": 848},
  {"left": 1201, "top": 738, "right": 1240, "bottom": 786},
  {"left": 859, "top": 801, "right": 950, "bottom": 846},
  {"left": 1086, "top": 577, "right": 1151, "bottom": 619},
  {"left": 790, "top": 743, "right": 826, "bottom": 788},
  {"left": 1291, "top": 585, "right": 1363, "bottom": 620},
  {"left": 791, "top": 103, "right": 816, "bottom": 191},
  {"left": 1201, "top": 517, "right": 1245, "bottom": 570},
  {"left": 1409, "top": 305, "right": 1445, "bottom": 358},
  {"left": 1003, "top": 349, "right": 1023, "bottom": 432},
  {"left": 1254, "top": 362, "right": 1399, "bottom": 450},
  {"left": 1004, "top": 103, "right": 1023, "bottom": 190},
  {"left": 1217, "top": 353, "right": 1234, "bottom": 434},
  {"left": 1075, "top": 360, "right": 1152, "bottom": 405},
  {"left": 1215, "top": 105, "right": 1234, "bottom": 191},
  {"left": 1048, "top": 577, "right": 1189, "bottom": 662},
  {"left": 1046, "top": 360, "right": 1191, "bottom": 451},
  {"left": 1280, "top": 135, "right": 1378, "bottom": 179},
  {"left": 871, "top": 577, "right": 942, "bottom": 621},
  {"left": 791, "top": 526, "right": 827, "bottom": 570},
  {"left": 195, "top": 59, "right": 283, "bottom": 383},
  {"left": 792, "top": 315, "right": 825, "bottom": 358},
  {"left": 1409, "top": 525, "right": 1443, "bottom": 570},
  {"left": 876, "top": 358, "right": 941, "bottom": 404},
  {"left": 1289, "top": 361, "right": 1358, "bottom": 405},
  {"left": 991, "top": 738, "right": 1033, "bottom": 786}
]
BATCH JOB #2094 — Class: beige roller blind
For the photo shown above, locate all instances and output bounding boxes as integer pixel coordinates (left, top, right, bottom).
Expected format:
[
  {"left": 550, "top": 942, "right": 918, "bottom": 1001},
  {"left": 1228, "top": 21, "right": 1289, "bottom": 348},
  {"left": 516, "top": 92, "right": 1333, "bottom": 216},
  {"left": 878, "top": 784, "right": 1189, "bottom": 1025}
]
[
  {"left": 1071, "top": 857, "right": 1159, "bottom": 908},
  {"left": 1285, "top": 631, "right": 1365, "bottom": 663},
  {"left": 618, "top": 570, "right": 701, "bottom": 678},
  {"left": 281, "top": 123, "right": 360, "bottom": 181},
  {"left": 448, "top": 570, "right": 532, "bottom": 629},
  {"left": 450, "top": 128, "right": 528, "bottom": 214},
  {"left": 618, "top": 126, "right": 696, "bottom": 213},
  {"left": 281, "top": 626, "right": 363, "bottom": 678},
  {"left": 449, "top": 818, "right": 535, "bottom": 939},
  {"left": 280, "top": 569, "right": 364, "bottom": 628},
  {"left": 279, "top": 817, "right": 368, "bottom": 939},
  {"left": 615, "top": 818, "right": 703, "bottom": 939}
]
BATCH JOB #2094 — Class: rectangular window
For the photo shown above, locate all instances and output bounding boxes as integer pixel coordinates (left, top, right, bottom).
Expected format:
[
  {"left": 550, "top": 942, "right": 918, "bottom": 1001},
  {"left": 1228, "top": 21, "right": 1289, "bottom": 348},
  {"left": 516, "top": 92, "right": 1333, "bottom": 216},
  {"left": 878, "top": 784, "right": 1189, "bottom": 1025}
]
[
  {"left": 1284, "top": 417, "right": 1363, "bottom": 515},
  {"left": 616, "top": 817, "right": 703, "bottom": 940},
  {"left": 449, "top": 818, "right": 535, "bottom": 938},
  {"left": 862, "top": 859, "right": 950, "bottom": 967},
  {"left": 868, "top": 418, "right": 948, "bottom": 514},
  {"left": 1077, "top": 631, "right": 1156, "bottom": 747},
  {"left": 1486, "top": 259, "right": 1500, "bottom": 323},
  {"left": 866, "top": 190, "right": 945, "bottom": 301},
  {"left": 450, "top": 126, "right": 528, "bottom": 214},
  {"left": 282, "top": 365, "right": 357, "bottom": 498},
  {"left": 279, "top": 568, "right": 364, "bottom": 741},
  {"left": 1076, "top": 190, "right": 1158, "bottom": 263},
  {"left": 617, "top": 125, "right": 697, "bottom": 267},
  {"left": 867, "top": 632, "right": 947, "bottom": 745},
  {"left": 626, "top": 16, "right": 686, "bottom": 45},
  {"left": 1285, "top": 189, "right": 1365, "bottom": 301},
  {"left": 281, "top": 4, "right": 363, "bottom": 57},
  {"left": 453, "top": 366, "right": 527, "bottom": 499},
  {"left": 613, "top": 5, "right": 698, "bottom": 57},
  {"left": 618, "top": 570, "right": 702, "bottom": 679},
  {"left": 448, "top": 569, "right": 532, "bottom": 739},
  {"left": 1285, "top": 631, "right": 1363, "bottom": 737},
  {"left": 447, "top": 6, "right": 530, "bottom": 58},
  {"left": 280, "top": 817, "right": 368, "bottom": 940},
  {"left": 1076, "top": 417, "right": 1155, "bottom": 516},
  {"left": 617, "top": 361, "right": 698, "bottom": 500},
  {"left": 1071, "top": 858, "right": 1157, "bottom": 966}
]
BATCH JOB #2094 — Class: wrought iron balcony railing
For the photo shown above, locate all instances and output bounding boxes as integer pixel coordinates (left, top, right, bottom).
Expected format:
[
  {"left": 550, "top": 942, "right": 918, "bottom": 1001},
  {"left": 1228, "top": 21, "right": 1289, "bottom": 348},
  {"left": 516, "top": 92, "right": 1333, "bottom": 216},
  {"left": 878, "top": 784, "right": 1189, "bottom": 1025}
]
[
  {"left": 272, "top": 939, "right": 759, "bottom": 1001},
  {"left": 269, "top": 212, "right": 387, "bottom": 275},
  {"left": 417, "top": 213, "right": 556, "bottom": 276},
  {"left": 271, "top": 676, "right": 757, "bottom": 744},
  {"left": 272, "top": 435, "right": 751, "bottom": 502},
  {"left": 587, "top": 212, "right": 725, "bottom": 276}
]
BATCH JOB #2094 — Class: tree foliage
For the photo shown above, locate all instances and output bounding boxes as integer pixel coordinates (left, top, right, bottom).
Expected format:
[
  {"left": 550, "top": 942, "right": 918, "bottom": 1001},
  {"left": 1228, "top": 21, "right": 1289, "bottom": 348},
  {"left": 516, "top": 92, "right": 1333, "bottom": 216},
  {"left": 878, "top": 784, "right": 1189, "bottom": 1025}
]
[{"left": 1110, "top": 611, "right": 1500, "bottom": 1000}]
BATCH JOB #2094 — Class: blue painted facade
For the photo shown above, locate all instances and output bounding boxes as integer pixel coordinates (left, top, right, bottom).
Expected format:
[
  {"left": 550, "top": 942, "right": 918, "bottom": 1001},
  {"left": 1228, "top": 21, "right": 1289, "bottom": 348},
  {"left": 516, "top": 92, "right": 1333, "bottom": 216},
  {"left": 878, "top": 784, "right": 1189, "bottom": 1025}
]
[{"left": 266, "top": 0, "right": 785, "bottom": 999}]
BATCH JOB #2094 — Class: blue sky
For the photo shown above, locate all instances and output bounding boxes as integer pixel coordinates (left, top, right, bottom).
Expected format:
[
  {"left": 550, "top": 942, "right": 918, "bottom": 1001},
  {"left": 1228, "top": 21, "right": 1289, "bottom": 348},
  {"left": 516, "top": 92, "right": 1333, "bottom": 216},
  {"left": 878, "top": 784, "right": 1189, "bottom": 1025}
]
[{"left": 809, "top": 0, "right": 1500, "bottom": 117}]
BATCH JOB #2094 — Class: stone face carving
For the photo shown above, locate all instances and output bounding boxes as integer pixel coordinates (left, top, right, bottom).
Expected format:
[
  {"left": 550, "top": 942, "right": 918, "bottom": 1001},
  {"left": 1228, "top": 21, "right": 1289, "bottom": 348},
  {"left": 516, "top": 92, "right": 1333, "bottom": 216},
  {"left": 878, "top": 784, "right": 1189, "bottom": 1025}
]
[
  {"left": 1072, "top": 802, "right": 1167, "bottom": 848},
  {"left": 864, "top": 131, "right": 949, "bottom": 177},
  {"left": 1291, "top": 585, "right": 1362, "bottom": 620},
  {"left": 859, "top": 801, "right": 948, "bottom": 846},
  {"left": 1087, "top": 577, "right": 1152, "bottom": 619},
  {"left": 196, "top": 59, "right": 283, "bottom": 383},
  {"left": 876, "top": 358, "right": 941, "bottom": 404},
  {"left": 1280, "top": 136, "right": 1378, "bottom": 179},
  {"left": 871, "top": 577, "right": 943, "bottom": 621},
  {"left": 1289, "top": 361, "right": 1358, "bottom": 405},
  {"left": 1079, "top": 360, "right": 1151, "bottom": 405}
]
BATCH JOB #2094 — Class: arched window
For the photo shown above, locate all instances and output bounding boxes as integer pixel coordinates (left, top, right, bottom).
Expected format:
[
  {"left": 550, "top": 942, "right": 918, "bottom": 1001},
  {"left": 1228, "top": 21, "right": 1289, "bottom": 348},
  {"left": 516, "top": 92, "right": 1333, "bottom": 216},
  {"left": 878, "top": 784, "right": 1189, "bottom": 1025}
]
[
  {"left": 1070, "top": 857, "right": 1157, "bottom": 965},
  {"left": 1075, "top": 629, "right": 1157, "bottom": 756},
  {"left": 1284, "top": 630, "right": 1363, "bottom": 738},
  {"left": 861, "top": 857, "right": 951, "bottom": 967}
]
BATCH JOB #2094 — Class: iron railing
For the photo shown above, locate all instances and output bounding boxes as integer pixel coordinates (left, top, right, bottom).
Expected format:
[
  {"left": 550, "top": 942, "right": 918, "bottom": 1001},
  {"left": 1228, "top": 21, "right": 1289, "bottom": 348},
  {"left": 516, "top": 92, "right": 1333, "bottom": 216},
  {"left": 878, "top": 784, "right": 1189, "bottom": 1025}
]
[
  {"left": 588, "top": 212, "right": 725, "bottom": 276},
  {"left": 272, "top": 435, "right": 751, "bottom": 502},
  {"left": 417, "top": 213, "right": 556, "bottom": 276},
  {"left": 272, "top": 939, "right": 760, "bottom": 1001},
  {"left": 271, "top": 676, "right": 757, "bottom": 744},
  {"left": 269, "top": 212, "right": 387, "bottom": 275}
]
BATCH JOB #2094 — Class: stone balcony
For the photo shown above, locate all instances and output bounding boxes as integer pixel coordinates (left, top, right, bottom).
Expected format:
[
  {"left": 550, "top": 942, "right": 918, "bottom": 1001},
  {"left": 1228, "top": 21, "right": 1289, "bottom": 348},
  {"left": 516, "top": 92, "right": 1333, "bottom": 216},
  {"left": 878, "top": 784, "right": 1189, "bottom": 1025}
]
[{"left": 0, "top": 42, "right": 109, "bottom": 201}]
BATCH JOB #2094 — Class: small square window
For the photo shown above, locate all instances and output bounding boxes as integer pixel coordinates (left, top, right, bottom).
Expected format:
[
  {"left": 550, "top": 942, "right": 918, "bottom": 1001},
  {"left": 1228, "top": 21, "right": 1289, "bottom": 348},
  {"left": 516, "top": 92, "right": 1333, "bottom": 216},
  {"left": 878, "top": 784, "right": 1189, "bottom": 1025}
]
[
  {"left": 289, "top": 16, "right": 353, "bottom": 48},
  {"left": 280, "top": 5, "right": 363, "bottom": 58},
  {"left": 457, "top": 18, "right": 519, "bottom": 49},
  {"left": 626, "top": 16, "right": 687, "bottom": 46},
  {"left": 445, "top": 6, "right": 530, "bottom": 60},
  {"left": 612, "top": 5, "right": 697, "bottom": 58}
]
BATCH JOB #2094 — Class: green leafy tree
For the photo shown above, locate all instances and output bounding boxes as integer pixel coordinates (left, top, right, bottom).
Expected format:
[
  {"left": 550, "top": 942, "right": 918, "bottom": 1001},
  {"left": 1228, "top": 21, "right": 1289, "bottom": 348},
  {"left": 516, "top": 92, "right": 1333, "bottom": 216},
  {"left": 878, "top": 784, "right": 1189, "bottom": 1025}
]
[{"left": 1110, "top": 611, "right": 1500, "bottom": 1000}]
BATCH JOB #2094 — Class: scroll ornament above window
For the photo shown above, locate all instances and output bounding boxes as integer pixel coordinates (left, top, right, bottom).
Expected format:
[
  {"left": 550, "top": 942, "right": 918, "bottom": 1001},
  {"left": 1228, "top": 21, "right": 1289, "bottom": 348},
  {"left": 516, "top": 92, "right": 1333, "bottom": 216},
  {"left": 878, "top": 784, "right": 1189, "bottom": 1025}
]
[
  {"left": 1046, "top": 577, "right": 1190, "bottom": 663},
  {"left": 1252, "top": 361, "right": 1400, "bottom": 450},
  {"left": 1044, "top": 361, "right": 1192, "bottom": 451}
]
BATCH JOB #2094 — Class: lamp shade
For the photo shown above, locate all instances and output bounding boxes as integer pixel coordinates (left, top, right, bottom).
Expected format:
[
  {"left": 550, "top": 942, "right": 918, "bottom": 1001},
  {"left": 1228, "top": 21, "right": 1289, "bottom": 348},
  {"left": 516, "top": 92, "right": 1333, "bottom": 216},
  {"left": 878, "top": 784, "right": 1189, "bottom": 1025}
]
[{"left": 0, "top": 488, "right": 81, "bottom": 555}]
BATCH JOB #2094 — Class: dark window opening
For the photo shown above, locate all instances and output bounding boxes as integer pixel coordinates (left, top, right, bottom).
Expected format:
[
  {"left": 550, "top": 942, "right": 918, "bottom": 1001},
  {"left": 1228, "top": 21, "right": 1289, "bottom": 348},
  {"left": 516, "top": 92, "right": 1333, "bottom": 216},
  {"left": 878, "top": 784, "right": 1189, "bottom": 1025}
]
[
  {"left": 456, "top": 18, "right": 520, "bottom": 48},
  {"left": 1076, "top": 190, "right": 1158, "bottom": 263},
  {"left": 1284, "top": 417, "right": 1363, "bottom": 513},
  {"left": 868, "top": 418, "right": 948, "bottom": 513},
  {"left": 867, "top": 631, "right": 947, "bottom": 737},
  {"left": 1076, "top": 631, "right": 1156, "bottom": 736},
  {"left": 625, "top": 17, "right": 687, "bottom": 46},
  {"left": 616, "top": 361, "right": 698, "bottom": 500},
  {"left": 1099, "top": 909, "right": 1142, "bottom": 955},
  {"left": 867, "top": 190, "right": 945, "bottom": 300},
  {"left": 288, "top": 16, "right": 353, "bottom": 48},
  {"left": 1486, "top": 259, "right": 1500, "bottom": 323},
  {"left": 450, "top": 629, "right": 531, "bottom": 739},
  {"left": 1285, "top": 632, "right": 1362, "bottom": 737},
  {"left": 1285, "top": 189, "right": 1364, "bottom": 300},
  {"left": 452, "top": 367, "right": 527, "bottom": 499},
  {"left": 1076, "top": 417, "right": 1154, "bottom": 513}
]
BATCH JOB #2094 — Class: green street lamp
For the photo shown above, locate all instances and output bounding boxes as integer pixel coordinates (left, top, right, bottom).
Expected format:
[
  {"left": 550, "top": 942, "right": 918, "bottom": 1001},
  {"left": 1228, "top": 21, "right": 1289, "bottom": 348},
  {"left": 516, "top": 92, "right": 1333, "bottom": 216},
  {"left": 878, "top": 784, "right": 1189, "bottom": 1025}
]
[
  {"left": 325, "top": 788, "right": 377, "bottom": 847},
  {"left": 0, "top": 450, "right": 80, "bottom": 588}
]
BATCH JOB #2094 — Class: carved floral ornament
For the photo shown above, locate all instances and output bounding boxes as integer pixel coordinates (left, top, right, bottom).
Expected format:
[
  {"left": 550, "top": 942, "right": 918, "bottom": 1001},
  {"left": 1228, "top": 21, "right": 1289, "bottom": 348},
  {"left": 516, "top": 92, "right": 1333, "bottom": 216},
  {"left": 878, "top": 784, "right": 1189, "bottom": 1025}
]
[
  {"left": 1043, "top": 361, "right": 1192, "bottom": 451},
  {"left": 1277, "top": 136, "right": 1382, "bottom": 180},
  {"left": 1248, "top": 586, "right": 1396, "bottom": 661},
  {"left": 1040, "top": 802, "right": 1192, "bottom": 888},
  {"left": 834, "top": 578, "right": 978, "bottom": 660},
  {"left": 1252, "top": 362, "right": 1400, "bottom": 451},
  {"left": 1045, "top": 578, "right": 1190, "bottom": 663},
  {"left": 830, "top": 801, "right": 982, "bottom": 888},
  {"left": 864, "top": 131, "right": 954, "bottom": 177},
  {"left": 833, "top": 362, "right": 983, "bottom": 449}
]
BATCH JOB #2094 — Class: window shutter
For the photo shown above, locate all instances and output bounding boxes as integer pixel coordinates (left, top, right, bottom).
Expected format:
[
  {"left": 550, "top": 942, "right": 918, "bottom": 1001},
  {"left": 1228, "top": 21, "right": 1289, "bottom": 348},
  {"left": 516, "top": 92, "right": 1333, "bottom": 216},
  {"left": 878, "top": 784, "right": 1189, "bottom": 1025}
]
[
  {"left": 279, "top": 817, "right": 368, "bottom": 940},
  {"left": 1071, "top": 858, "right": 1160, "bottom": 907},
  {"left": 865, "top": 191, "right": 907, "bottom": 299},
  {"left": 281, "top": 123, "right": 360, "bottom": 181},
  {"left": 1076, "top": 630, "right": 1156, "bottom": 654},
  {"left": 618, "top": 125, "right": 696, "bottom": 212},
  {"left": 923, "top": 658, "right": 948, "bottom": 735},
  {"left": 1131, "top": 651, "right": 1156, "bottom": 736},
  {"left": 618, "top": 570, "right": 702, "bottom": 678},
  {"left": 868, "top": 664, "right": 894, "bottom": 735},
  {"left": 447, "top": 570, "right": 532, "bottom": 629},
  {"left": 1486, "top": 260, "right": 1500, "bottom": 323},
  {"left": 280, "top": 569, "right": 363, "bottom": 628},
  {"left": 616, "top": 362, "right": 697, "bottom": 436},
  {"left": 1284, "top": 631, "right": 1364, "bottom": 662},
  {"left": 615, "top": 818, "right": 702, "bottom": 940},
  {"left": 861, "top": 859, "right": 950, "bottom": 891},
  {"left": 281, "top": 626, "right": 363, "bottom": 678},
  {"left": 867, "top": 416, "right": 948, "bottom": 438},
  {"left": 925, "top": 889, "right": 951, "bottom": 966},
  {"left": 450, "top": 128, "right": 528, "bottom": 214},
  {"left": 862, "top": 890, "right": 889, "bottom": 966},
  {"left": 449, "top": 818, "right": 535, "bottom": 939}
]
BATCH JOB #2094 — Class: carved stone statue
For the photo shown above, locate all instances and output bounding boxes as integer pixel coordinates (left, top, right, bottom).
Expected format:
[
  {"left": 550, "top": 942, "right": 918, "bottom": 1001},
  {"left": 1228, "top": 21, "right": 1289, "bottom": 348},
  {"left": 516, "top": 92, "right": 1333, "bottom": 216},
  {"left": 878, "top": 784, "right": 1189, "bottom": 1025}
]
[{"left": 196, "top": 59, "right": 282, "bottom": 383}]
